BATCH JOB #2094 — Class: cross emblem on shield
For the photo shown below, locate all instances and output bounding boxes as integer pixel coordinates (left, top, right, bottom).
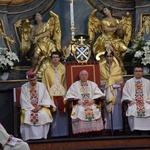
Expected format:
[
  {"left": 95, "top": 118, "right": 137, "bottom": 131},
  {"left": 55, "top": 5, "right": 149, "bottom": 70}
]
[
  {"left": 71, "top": 34, "right": 91, "bottom": 63},
  {"left": 74, "top": 46, "right": 90, "bottom": 63}
]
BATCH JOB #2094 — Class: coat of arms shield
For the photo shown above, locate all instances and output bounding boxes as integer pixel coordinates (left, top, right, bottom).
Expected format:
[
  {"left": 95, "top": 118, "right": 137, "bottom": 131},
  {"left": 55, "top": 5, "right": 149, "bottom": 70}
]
[{"left": 71, "top": 34, "right": 91, "bottom": 63}]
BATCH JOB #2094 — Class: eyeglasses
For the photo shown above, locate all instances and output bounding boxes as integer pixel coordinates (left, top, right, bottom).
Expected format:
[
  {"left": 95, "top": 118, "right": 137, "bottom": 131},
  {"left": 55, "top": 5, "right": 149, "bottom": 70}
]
[{"left": 134, "top": 70, "right": 143, "bottom": 72}]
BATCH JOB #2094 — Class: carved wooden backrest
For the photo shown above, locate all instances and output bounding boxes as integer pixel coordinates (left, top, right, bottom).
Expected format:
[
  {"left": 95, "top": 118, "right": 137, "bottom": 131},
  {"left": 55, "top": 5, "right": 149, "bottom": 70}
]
[{"left": 65, "top": 61, "right": 100, "bottom": 89}]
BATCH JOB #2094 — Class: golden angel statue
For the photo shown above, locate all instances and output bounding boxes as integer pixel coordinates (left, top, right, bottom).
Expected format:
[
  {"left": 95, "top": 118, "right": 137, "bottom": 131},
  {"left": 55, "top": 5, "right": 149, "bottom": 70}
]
[
  {"left": 88, "top": 7, "right": 132, "bottom": 61},
  {"left": 20, "top": 11, "right": 61, "bottom": 72}
]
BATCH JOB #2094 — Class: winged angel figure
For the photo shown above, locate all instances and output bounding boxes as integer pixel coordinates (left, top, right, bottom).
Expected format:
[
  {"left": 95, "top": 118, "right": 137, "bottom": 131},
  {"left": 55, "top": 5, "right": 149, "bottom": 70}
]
[
  {"left": 88, "top": 8, "right": 132, "bottom": 61},
  {"left": 20, "top": 11, "right": 61, "bottom": 72}
]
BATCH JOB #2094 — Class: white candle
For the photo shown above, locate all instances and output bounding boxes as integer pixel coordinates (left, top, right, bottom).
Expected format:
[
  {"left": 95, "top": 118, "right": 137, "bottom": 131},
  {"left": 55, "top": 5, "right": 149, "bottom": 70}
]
[{"left": 70, "top": 0, "right": 74, "bottom": 27}]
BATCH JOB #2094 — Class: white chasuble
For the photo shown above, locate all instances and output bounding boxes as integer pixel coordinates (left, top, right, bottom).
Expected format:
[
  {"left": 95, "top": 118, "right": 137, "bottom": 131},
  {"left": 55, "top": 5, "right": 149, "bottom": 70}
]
[
  {"left": 121, "top": 77, "right": 150, "bottom": 118},
  {"left": 121, "top": 77, "right": 150, "bottom": 131},
  {"left": 65, "top": 80, "right": 105, "bottom": 121}
]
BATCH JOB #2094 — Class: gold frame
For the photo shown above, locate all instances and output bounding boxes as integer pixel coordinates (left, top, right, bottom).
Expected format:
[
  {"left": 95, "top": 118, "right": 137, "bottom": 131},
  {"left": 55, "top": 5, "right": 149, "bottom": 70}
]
[
  {"left": 0, "top": 19, "right": 12, "bottom": 51},
  {"left": 140, "top": 12, "right": 150, "bottom": 29}
]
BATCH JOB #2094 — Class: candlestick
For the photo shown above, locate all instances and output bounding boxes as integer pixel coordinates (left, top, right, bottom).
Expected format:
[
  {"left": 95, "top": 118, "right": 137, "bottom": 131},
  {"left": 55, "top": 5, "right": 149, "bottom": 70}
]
[
  {"left": 70, "top": 0, "right": 74, "bottom": 27},
  {"left": 70, "top": 0, "right": 75, "bottom": 40}
]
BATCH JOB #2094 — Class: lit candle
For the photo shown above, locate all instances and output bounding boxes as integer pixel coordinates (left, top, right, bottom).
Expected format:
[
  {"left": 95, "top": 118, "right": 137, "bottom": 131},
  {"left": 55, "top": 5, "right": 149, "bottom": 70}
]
[{"left": 70, "top": 0, "right": 74, "bottom": 27}]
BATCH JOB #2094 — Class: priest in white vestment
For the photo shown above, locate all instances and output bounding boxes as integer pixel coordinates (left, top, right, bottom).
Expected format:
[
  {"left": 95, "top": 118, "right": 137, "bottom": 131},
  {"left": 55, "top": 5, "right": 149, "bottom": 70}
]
[
  {"left": 64, "top": 70, "right": 105, "bottom": 134},
  {"left": 20, "top": 72, "right": 56, "bottom": 141},
  {"left": 0, "top": 123, "right": 30, "bottom": 150},
  {"left": 121, "top": 67, "right": 150, "bottom": 131}
]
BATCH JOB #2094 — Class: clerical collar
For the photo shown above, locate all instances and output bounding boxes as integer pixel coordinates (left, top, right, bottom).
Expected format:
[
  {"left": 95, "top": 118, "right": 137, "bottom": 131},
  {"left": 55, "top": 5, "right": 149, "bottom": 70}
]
[
  {"left": 134, "top": 78, "right": 142, "bottom": 84},
  {"left": 106, "top": 62, "right": 113, "bottom": 65},
  {"left": 30, "top": 85, "right": 36, "bottom": 89},
  {"left": 54, "top": 66, "right": 58, "bottom": 70},
  {"left": 134, "top": 77, "right": 142, "bottom": 81},
  {"left": 50, "top": 62, "right": 59, "bottom": 68},
  {"left": 53, "top": 62, "right": 59, "bottom": 67}
]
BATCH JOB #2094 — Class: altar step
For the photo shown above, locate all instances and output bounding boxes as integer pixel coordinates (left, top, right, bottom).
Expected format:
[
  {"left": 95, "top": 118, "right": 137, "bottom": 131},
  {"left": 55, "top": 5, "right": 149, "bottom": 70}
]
[{"left": 28, "top": 135, "right": 150, "bottom": 150}]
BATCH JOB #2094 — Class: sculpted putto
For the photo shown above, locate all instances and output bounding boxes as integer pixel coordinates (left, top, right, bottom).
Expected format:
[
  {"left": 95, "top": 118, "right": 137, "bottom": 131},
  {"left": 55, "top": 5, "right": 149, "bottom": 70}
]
[{"left": 88, "top": 7, "right": 132, "bottom": 61}]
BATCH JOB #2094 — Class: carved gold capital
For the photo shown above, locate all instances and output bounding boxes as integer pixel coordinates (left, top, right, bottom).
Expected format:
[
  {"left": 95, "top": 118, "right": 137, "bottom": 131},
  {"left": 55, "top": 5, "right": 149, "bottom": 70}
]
[
  {"left": 138, "top": 13, "right": 150, "bottom": 37},
  {"left": 114, "top": 0, "right": 134, "bottom": 2},
  {"left": 0, "top": 0, "right": 33, "bottom": 6},
  {"left": 0, "top": 0, "right": 10, "bottom": 5}
]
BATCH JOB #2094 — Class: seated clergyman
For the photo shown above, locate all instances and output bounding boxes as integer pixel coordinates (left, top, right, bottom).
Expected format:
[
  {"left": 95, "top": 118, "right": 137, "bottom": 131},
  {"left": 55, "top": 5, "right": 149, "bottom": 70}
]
[
  {"left": 64, "top": 70, "right": 105, "bottom": 135},
  {"left": 20, "top": 71, "right": 56, "bottom": 141},
  {"left": 121, "top": 67, "right": 150, "bottom": 131},
  {"left": 0, "top": 123, "right": 30, "bottom": 150}
]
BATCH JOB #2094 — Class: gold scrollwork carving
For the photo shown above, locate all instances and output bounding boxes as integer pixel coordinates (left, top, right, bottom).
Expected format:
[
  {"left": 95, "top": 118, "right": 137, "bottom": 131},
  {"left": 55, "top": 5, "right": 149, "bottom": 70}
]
[
  {"left": 114, "top": 0, "right": 134, "bottom": 2},
  {"left": 0, "top": 29, "right": 15, "bottom": 45},
  {"left": 88, "top": 9, "right": 132, "bottom": 61},
  {"left": 0, "top": 20, "right": 15, "bottom": 45},
  {"left": 138, "top": 13, "right": 150, "bottom": 37},
  {"left": 0, "top": 0, "right": 33, "bottom": 6}
]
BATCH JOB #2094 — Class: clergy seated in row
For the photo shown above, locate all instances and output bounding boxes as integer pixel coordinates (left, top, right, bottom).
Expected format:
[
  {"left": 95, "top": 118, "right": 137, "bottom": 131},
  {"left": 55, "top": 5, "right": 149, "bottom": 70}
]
[
  {"left": 0, "top": 123, "right": 30, "bottom": 150},
  {"left": 121, "top": 67, "right": 150, "bottom": 131},
  {"left": 20, "top": 72, "right": 56, "bottom": 141},
  {"left": 64, "top": 70, "right": 105, "bottom": 136}
]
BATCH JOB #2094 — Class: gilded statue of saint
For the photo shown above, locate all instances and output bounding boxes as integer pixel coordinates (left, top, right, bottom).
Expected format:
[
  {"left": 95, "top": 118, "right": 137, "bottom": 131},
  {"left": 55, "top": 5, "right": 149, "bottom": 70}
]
[
  {"left": 138, "top": 15, "right": 150, "bottom": 37},
  {"left": 20, "top": 11, "right": 61, "bottom": 72},
  {"left": 88, "top": 7, "right": 132, "bottom": 61}
]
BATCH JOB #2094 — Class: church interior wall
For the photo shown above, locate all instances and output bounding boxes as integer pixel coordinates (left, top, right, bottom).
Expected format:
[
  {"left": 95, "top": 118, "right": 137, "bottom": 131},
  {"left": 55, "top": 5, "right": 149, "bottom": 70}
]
[{"left": 0, "top": 0, "right": 150, "bottom": 134}]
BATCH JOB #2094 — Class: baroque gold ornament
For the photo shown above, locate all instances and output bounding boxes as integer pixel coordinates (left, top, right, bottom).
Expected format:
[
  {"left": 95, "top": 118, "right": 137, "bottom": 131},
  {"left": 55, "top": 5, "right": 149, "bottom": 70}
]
[
  {"left": 0, "top": 0, "right": 33, "bottom": 6},
  {"left": 19, "top": 11, "right": 61, "bottom": 72},
  {"left": 88, "top": 8, "right": 132, "bottom": 61}
]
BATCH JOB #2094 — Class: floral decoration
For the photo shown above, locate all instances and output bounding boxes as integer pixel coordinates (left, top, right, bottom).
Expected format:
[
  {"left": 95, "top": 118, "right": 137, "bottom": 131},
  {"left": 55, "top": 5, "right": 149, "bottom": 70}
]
[
  {"left": 125, "top": 36, "right": 150, "bottom": 67},
  {"left": 85, "top": 107, "right": 94, "bottom": 121},
  {"left": 0, "top": 47, "right": 19, "bottom": 75}
]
